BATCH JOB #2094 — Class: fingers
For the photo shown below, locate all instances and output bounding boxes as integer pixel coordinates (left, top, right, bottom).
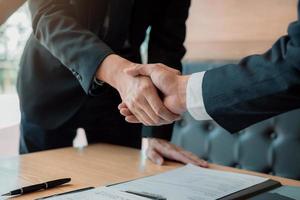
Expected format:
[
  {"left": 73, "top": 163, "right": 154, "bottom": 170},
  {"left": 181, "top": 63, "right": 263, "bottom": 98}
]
[
  {"left": 120, "top": 107, "right": 133, "bottom": 116},
  {"left": 117, "top": 104, "right": 140, "bottom": 123},
  {"left": 127, "top": 102, "right": 162, "bottom": 126},
  {"left": 150, "top": 139, "right": 208, "bottom": 167},
  {"left": 120, "top": 106, "right": 174, "bottom": 126},
  {"left": 179, "top": 149, "right": 208, "bottom": 168},
  {"left": 120, "top": 89, "right": 157, "bottom": 125},
  {"left": 131, "top": 106, "right": 155, "bottom": 126},
  {"left": 145, "top": 87, "right": 180, "bottom": 122},
  {"left": 136, "top": 98, "right": 161, "bottom": 124},
  {"left": 124, "top": 63, "right": 181, "bottom": 77},
  {"left": 118, "top": 75, "right": 179, "bottom": 125},
  {"left": 118, "top": 102, "right": 127, "bottom": 110},
  {"left": 118, "top": 103, "right": 139, "bottom": 123},
  {"left": 123, "top": 64, "right": 182, "bottom": 125},
  {"left": 124, "top": 65, "right": 151, "bottom": 77},
  {"left": 125, "top": 115, "right": 140, "bottom": 123},
  {"left": 118, "top": 85, "right": 179, "bottom": 126},
  {"left": 146, "top": 148, "right": 164, "bottom": 165},
  {"left": 119, "top": 101, "right": 172, "bottom": 126},
  {"left": 118, "top": 103, "right": 133, "bottom": 117},
  {"left": 120, "top": 100, "right": 153, "bottom": 125}
]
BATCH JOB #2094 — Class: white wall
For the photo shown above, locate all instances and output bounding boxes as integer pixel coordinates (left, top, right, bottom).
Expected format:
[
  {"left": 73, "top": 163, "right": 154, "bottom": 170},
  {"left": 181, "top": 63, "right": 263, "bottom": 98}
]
[
  {"left": 0, "top": 125, "right": 19, "bottom": 157},
  {"left": 0, "top": 94, "right": 20, "bottom": 157}
]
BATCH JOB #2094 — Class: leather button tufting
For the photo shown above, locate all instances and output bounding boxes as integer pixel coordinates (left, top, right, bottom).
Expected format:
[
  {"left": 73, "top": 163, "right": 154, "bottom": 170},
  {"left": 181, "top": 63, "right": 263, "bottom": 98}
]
[
  {"left": 178, "top": 119, "right": 186, "bottom": 127},
  {"left": 207, "top": 124, "right": 214, "bottom": 131},
  {"left": 270, "top": 132, "right": 278, "bottom": 140},
  {"left": 204, "top": 123, "right": 214, "bottom": 132}
]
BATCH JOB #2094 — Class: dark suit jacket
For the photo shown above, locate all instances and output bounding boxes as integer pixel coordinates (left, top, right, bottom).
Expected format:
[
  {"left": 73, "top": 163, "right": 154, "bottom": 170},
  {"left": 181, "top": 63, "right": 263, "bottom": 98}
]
[
  {"left": 203, "top": 2, "right": 300, "bottom": 133},
  {"left": 18, "top": 0, "right": 190, "bottom": 139}
]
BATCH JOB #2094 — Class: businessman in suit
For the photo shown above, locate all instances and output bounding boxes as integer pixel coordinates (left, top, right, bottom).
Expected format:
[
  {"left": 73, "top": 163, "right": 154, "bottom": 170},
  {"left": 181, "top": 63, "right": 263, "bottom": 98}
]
[
  {"left": 17, "top": 0, "right": 207, "bottom": 167},
  {"left": 120, "top": 2, "right": 300, "bottom": 133},
  {"left": 0, "top": 0, "right": 207, "bottom": 166}
]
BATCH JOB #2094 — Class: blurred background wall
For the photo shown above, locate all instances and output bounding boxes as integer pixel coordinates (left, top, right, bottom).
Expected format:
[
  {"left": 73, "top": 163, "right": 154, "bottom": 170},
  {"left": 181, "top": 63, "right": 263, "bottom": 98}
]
[
  {"left": 0, "top": 3, "right": 29, "bottom": 157},
  {"left": 184, "top": 0, "right": 298, "bottom": 61}
]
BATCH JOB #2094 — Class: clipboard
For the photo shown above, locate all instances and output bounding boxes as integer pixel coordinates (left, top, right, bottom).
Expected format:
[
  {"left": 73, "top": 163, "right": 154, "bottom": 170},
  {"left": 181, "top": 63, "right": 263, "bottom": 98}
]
[
  {"left": 107, "top": 166, "right": 282, "bottom": 200},
  {"left": 219, "top": 179, "right": 281, "bottom": 200}
]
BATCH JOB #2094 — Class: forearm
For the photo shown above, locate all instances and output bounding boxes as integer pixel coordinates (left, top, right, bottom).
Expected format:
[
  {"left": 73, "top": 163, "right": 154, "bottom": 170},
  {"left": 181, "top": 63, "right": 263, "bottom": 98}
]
[
  {"left": 177, "top": 75, "right": 189, "bottom": 112},
  {"left": 95, "top": 54, "right": 136, "bottom": 90}
]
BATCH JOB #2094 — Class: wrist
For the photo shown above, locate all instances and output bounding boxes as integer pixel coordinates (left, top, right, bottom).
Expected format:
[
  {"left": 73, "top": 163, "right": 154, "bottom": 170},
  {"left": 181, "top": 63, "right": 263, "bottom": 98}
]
[
  {"left": 96, "top": 54, "right": 135, "bottom": 89},
  {"left": 177, "top": 75, "right": 189, "bottom": 112}
]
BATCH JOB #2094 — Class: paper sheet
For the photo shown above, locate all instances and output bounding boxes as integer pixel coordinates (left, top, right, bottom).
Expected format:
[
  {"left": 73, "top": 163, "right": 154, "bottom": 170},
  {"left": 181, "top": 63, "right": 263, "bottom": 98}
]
[
  {"left": 111, "top": 164, "right": 268, "bottom": 200},
  {"left": 47, "top": 187, "right": 148, "bottom": 200}
]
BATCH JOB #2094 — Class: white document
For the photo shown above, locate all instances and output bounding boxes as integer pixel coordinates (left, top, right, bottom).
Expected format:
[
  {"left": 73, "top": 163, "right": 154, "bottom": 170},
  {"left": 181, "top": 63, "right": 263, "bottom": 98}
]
[
  {"left": 47, "top": 187, "right": 148, "bottom": 200},
  {"left": 111, "top": 164, "right": 268, "bottom": 200}
]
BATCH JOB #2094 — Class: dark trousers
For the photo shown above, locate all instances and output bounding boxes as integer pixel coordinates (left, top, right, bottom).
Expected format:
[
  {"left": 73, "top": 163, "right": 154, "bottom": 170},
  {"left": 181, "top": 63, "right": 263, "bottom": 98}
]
[{"left": 19, "top": 92, "right": 142, "bottom": 154}]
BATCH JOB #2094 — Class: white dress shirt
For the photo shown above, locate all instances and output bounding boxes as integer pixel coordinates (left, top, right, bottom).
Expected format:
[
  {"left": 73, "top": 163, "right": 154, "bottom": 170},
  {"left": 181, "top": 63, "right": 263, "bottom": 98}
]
[{"left": 186, "top": 72, "right": 212, "bottom": 120}]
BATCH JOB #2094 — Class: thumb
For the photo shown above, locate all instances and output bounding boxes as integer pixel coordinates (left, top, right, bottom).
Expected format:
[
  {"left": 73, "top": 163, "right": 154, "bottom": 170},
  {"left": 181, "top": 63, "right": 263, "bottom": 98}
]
[{"left": 124, "top": 65, "right": 152, "bottom": 77}]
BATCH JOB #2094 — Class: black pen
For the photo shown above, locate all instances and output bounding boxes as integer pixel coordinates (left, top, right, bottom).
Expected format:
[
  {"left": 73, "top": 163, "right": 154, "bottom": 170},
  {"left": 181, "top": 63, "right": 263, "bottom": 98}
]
[
  {"left": 126, "top": 190, "right": 167, "bottom": 200},
  {"left": 1, "top": 178, "right": 71, "bottom": 196}
]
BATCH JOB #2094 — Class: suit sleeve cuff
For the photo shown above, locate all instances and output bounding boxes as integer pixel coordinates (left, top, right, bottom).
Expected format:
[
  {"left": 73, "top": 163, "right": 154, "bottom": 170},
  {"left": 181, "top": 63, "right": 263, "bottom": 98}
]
[
  {"left": 79, "top": 49, "right": 114, "bottom": 94},
  {"left": 186, "top": 72, "right": 212, "bottom": 120}
]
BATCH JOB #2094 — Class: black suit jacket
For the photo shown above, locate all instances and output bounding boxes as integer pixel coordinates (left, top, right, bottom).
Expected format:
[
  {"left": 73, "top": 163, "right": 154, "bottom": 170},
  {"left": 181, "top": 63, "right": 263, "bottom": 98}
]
[
  {"left": 203, "top": 2, "right": 300, "bottom": 133},
  {"left": 18, "top": 0, "right": 190, "bottom": 139}
]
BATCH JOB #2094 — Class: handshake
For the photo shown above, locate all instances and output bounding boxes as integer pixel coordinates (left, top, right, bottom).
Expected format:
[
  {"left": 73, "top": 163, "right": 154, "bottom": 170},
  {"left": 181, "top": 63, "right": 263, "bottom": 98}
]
[
  {"left": 97, "top": 55, "right": 208, "bottom": 167},
  {"left": 97, "top": 54, "right": 190, "bottom": 126},
  {"left": 117, "top": 62, "right": 189, "bottom": 126}
]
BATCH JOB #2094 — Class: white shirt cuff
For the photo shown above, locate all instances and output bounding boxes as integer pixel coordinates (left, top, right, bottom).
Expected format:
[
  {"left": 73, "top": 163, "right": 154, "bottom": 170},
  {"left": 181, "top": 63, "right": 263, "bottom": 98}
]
[{"left": 186, "top": 72, "right": 212, "bottom": 120}]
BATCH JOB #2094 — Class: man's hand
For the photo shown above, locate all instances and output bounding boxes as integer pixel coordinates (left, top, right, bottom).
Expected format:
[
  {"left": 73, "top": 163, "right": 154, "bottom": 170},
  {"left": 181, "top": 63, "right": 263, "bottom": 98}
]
[
  {"left": 118, "top": 63, "right": 189, "bottom": 124},
  {"left": 96, "top": 55, "right": 179, "bottom": 126},
  {"left": 144, "top": 138, "right": 208, "bottom": 167}
]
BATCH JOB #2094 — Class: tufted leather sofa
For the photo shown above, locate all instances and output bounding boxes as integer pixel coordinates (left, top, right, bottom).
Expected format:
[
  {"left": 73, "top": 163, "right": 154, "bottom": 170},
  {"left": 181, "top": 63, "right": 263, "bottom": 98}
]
[{"left": 171, "top": 61, "right": 300, "bottom": 180}]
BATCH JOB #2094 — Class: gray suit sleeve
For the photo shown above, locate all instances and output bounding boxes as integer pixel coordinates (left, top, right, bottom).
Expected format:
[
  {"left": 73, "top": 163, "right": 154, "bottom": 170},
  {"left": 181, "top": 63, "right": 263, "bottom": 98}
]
[{"left": 28, "top": 0, "right": 114, "bottom": 94}]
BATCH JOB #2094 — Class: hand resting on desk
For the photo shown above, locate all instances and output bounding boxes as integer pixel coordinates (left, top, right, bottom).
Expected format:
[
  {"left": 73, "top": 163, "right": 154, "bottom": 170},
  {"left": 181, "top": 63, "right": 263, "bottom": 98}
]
[{"left": 144, "top": 138, "right": 208, "bottom": 168}]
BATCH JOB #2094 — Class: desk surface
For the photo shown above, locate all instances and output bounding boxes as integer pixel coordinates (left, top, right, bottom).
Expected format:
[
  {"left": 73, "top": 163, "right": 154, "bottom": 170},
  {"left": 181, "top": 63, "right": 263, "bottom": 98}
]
[{"left": 1, "top": 144, "right": 299, "bottom": 200}]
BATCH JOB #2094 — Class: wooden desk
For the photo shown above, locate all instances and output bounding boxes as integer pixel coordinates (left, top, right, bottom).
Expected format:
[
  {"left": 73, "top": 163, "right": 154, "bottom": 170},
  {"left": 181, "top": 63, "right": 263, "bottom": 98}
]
[{"left": 1, "top": 144, "right": 299, "bottom": 200}]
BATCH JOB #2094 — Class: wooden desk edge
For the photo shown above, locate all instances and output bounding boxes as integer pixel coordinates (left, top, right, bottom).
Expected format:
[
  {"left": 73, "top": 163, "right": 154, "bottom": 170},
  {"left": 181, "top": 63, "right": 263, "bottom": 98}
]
[{"left": 21, "top": 144, "right": 300, "bottom": 187}]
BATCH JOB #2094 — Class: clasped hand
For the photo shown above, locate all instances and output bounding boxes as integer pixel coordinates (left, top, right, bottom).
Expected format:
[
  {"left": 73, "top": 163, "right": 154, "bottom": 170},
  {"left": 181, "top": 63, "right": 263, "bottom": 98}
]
[
  {"left": 97, "top": 55, "right": 182, "bottom": 126},
  {"left": 118, "top": 63, "right": 189, "bottom": 125}
]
